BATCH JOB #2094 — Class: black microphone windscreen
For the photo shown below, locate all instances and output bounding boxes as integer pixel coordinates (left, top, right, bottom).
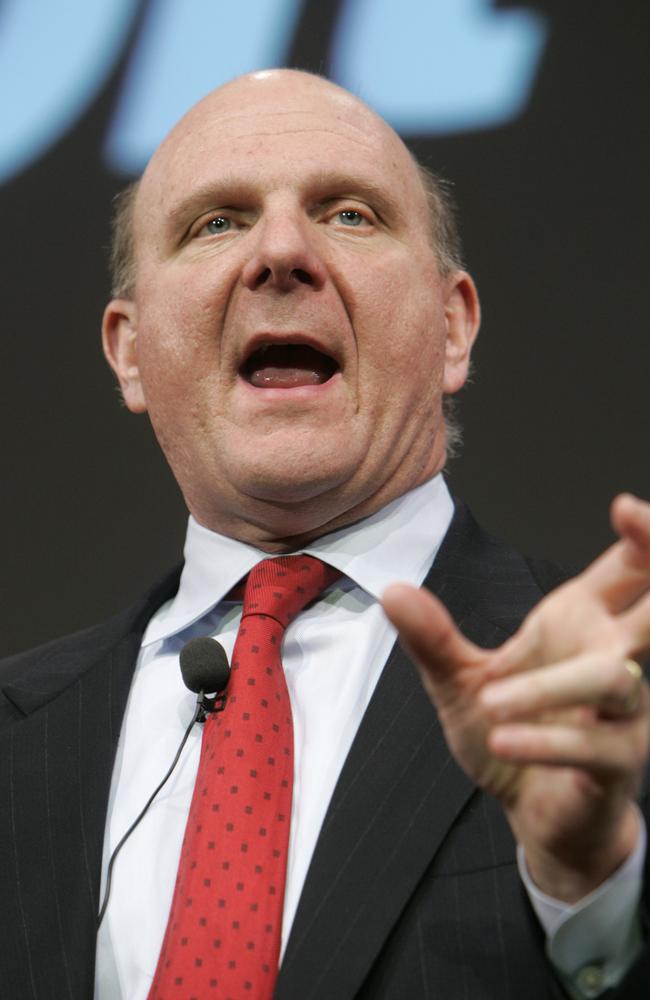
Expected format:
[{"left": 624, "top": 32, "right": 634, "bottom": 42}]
[{"left": 180, "top": 637, "right": 230, "bottom": 694}]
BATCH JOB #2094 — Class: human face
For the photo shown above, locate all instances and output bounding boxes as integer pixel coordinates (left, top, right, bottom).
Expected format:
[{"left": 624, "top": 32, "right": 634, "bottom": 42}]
[{"left": 103, "top": 71, "right": 479, "bottom": 548}]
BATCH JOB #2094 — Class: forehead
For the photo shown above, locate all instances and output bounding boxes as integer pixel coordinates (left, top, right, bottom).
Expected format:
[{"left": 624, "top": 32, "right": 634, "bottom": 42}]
[{"left": 136, "top": 73, "right": 426, "bottom": 228}]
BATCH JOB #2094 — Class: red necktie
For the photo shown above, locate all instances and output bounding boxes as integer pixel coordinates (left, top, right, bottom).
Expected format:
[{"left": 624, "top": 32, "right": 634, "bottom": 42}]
[{"left": 149, "top": 555, "right": 340, "bottom": 1000}]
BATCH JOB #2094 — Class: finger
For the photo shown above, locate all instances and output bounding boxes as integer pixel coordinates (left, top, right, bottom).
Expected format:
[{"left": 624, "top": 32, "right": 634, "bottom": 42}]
[
  {"left": 381, "top": 583, "right": 484, "bottom": 687},
  {"left": 480, "top": 652, "right": 648, "bottom": 721},
  {"left": 487, "top": 711, "right": 650, "bottom": 775},
  {"left": 579, "top": 494, "right": 650, "bottom": 613},
  {"left": 611, "top": 493, "right": 650, "bottom": 556},
  {"left": 619, "top": 590, "right": 650, "bottom": 658},
  {"left": 485, "top": 499, "right": 650, "bottom": 682}
]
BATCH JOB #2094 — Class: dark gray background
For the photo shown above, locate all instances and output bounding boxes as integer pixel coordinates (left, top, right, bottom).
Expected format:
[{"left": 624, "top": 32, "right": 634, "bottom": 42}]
[{"left": 1, "top": 0, "right": 647, "bottom": 655}]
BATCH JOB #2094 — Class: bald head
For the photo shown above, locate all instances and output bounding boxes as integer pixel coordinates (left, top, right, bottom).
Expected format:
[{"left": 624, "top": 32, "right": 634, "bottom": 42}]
[{"left": 142, "top": 70, "right": 414, "bottom": 203}]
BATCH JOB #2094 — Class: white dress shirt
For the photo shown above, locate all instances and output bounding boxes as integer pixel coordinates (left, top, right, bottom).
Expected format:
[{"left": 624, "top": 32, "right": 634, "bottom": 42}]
[{"left": 95, "top": 475, "right": 643, "bottom": 999}]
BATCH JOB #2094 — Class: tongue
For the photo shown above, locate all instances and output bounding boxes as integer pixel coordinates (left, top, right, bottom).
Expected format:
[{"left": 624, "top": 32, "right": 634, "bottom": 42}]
[
  {"left": 248, "top": 365, "right": 328, "bottom": 388},
  {"left": 244, "top": 345, "right": 337, "bottom": 388}
]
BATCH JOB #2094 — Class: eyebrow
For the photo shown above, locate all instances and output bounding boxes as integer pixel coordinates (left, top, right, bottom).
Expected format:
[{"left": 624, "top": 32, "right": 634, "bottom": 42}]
[
  {"left": 307, "top": 170, "right": 398, "bottom": 221},
  {"left": 164, "top": 169, "right": 401, "bottom": 239},
  {"left": 164, "top": 177, "right": 255, "bottom": 239}
]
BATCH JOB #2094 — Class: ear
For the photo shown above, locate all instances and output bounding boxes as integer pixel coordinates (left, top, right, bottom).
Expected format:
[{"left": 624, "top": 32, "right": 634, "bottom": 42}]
[
  {"left": 102, "top": 298, "right": 147, "bottom": 413},
  {"left": 441, "top": 271, "right": 481, "bottom": 395}
]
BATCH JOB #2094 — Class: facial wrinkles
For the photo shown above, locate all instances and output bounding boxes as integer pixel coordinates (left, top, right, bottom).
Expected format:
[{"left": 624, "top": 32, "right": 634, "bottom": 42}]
[
  {"left": 141, "top": 91, "right": 421, "bottom": 236},
  {"left": 227, "top": 261, "right": 352, "bottom": 399},
  {"left": 167, "top": 197, "right": 402, "bottom": 388},
  {"left": 221, "top": 232, "right": 423, "bottom": 433},
  {"left": 180, "top": 99, "right": 386, "bottom": 152}
]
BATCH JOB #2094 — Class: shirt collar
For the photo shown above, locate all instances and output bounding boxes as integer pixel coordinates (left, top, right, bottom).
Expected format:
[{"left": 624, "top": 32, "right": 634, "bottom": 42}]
[{"left": 142, "top": 473, "right": 454, "bottom": 647}]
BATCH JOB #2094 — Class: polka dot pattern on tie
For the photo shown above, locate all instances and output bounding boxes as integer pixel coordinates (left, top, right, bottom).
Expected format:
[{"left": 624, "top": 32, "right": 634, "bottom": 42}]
[{"left": 148, "top": 555, "right": 340, "bottom": 1000}]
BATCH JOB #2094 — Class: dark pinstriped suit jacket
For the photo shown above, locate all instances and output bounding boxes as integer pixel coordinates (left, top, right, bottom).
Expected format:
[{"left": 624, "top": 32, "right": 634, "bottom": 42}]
[{"left": 1, "top": 503, "right": 648, "bottom": 999}]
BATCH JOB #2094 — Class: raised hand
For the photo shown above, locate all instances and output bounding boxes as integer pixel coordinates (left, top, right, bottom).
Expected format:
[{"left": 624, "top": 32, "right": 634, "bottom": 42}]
[{"left": 382, "top": 494, "right": 650, "bottom": 902}]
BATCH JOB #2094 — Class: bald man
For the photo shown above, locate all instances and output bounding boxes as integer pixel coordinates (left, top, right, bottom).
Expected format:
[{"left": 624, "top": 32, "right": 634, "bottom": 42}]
[{"left": 1, "top": 71, "right": 649, "bottom": 1000}]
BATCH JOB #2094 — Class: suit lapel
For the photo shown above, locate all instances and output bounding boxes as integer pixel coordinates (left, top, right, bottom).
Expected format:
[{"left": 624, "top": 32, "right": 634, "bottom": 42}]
[
  {"left": 276, "top": 503, "right": 540, "bottom": 1000},
  {"left": 0, "top": 570, "right": 181, "bottom": 999},
  {"left": 275, "top": 645, "right": 474, "bottom": 1000}
]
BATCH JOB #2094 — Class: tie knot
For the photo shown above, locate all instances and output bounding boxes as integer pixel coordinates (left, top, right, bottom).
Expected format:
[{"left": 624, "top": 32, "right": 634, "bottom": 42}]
[{"left": 241, "top": 555, "right": 340, "bottom": 630}]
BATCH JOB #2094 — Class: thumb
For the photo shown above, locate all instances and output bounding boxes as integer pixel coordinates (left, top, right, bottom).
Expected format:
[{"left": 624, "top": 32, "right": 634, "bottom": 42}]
[{"left": 382, "top": 583, "right": 484, "bottom": 691}]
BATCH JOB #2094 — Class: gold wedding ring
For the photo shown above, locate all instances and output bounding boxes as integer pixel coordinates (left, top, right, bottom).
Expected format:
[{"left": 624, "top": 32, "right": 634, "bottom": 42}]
[{"left": 622, "top": 659, "right": 644, "bottom": 715}]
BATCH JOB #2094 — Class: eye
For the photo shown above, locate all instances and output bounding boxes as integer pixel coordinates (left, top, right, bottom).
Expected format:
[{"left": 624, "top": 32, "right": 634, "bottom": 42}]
[
  {"left": 337, "top": 209, "right": 365, "bottom": 227},
  {"left": 324, "top": 203, "right": 376, "bottom": 231},
  {"left": 199, "top": 215, "right": 233, "bottom": 236}
]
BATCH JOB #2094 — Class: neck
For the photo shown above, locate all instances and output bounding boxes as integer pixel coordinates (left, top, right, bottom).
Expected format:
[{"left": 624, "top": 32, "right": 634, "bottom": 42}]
[{"left": 188, "top": 448, "right": 448, "bottom": 554}]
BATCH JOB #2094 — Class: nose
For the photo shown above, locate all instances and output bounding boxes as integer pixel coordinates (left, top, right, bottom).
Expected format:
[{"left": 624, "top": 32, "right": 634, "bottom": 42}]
[{"left": 240, "top": 207, "right": 327, "bottom": 292}]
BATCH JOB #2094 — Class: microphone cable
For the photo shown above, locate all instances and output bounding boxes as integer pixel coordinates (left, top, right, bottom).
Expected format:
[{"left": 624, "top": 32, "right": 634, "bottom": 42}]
[{"left": 97, "top": 637, "right": 230, "bottom": 928}]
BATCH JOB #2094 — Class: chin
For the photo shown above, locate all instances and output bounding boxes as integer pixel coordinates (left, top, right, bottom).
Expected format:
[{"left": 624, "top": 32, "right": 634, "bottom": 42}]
[
  {"left": 230, "top": 436, "right": 357, "bottom": 499},
  {"left": 241, "top": 467, "right": 350, "bottom": 506}
]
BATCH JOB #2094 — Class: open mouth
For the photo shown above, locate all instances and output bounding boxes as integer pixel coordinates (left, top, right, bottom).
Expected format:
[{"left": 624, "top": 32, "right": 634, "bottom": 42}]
[{"left": 240, "top": 343, "right": 339, "bottom": 389}]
